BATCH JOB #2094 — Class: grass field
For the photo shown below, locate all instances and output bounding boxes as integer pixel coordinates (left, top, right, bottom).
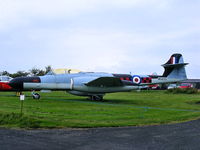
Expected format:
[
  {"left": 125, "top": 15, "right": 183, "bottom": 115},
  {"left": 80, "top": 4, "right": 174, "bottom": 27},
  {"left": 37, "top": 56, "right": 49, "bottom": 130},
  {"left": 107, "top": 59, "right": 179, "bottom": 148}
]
[{"left": 0, "top": 90, "right": 200, "bottom": 128}]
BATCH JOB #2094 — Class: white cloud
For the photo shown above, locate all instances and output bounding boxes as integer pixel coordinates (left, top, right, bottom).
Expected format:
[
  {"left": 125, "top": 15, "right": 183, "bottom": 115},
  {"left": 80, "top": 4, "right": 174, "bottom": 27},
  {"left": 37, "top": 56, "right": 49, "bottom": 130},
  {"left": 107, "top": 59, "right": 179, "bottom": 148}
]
[
  {"left": 0, "top": 0, "right": 199, "bottom": 78},
  {"left": 0, "top": 0, "right": 171, "bottom": 30}
]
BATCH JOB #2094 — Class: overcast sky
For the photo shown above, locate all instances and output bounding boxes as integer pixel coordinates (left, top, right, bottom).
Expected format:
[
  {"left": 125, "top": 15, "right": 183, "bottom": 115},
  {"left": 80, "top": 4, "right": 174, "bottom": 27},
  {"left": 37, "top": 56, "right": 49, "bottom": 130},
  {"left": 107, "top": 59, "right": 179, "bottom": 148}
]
[{"left": 0, "top": 0, "right": 200, "bottom": 78}]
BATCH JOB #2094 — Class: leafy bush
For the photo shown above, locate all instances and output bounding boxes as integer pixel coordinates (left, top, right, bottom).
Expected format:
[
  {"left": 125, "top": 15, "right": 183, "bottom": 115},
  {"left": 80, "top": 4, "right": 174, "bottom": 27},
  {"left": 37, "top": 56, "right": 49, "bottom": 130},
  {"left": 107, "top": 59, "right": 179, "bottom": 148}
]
[{"left": 166, "top": 88, "right": 198, "bottom": 94}]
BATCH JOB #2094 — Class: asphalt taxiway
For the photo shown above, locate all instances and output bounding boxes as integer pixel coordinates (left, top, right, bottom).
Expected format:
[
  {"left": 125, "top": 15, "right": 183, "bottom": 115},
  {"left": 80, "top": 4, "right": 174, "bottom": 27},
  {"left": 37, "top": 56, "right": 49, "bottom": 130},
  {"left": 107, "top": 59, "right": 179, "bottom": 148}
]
[{"left": 1, "top": 119, "right": 200, "bottom": 150}]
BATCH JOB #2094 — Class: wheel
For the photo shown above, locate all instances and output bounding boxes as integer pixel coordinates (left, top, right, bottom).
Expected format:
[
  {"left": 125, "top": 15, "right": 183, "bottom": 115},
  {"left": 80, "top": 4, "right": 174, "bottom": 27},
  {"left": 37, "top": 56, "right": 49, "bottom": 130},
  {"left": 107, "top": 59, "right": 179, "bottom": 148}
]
[
  {"left": 89, "top": 95, "right": 103, "bottom": 101},
  {"left": 96, "top": 95, "right": 103, "bottom": 101},
  {"left": 32, "top": 93, "right": 40, "bottom": 99}
]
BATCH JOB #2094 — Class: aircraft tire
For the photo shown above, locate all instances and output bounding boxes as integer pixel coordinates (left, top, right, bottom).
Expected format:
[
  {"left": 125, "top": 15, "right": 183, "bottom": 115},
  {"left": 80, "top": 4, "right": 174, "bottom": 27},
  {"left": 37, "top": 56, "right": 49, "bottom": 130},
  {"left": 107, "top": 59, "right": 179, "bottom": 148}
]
[
  {"left": 90, "top": 95, "right": 103, "bottom": 101},
  {"left": 32, "top": 93, "right": 40, "bottom": 100}
]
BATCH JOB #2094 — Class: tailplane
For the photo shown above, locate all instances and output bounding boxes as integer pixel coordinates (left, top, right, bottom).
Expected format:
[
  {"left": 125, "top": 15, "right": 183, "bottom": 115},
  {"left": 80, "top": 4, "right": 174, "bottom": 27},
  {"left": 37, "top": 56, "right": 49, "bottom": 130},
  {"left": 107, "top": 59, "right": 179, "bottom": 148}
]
[{"left": 162, "top": 53, "right": 188, "bottom": 80}]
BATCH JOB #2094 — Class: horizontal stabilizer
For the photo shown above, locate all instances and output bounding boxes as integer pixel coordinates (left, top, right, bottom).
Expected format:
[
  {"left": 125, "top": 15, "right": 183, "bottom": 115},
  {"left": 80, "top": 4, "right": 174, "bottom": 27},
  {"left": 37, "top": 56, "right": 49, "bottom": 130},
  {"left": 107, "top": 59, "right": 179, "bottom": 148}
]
[
  {"left": 162, "top": 63, "right": 188, "bottom": 68},
  {"left": 85, "top": 77, "right": 123, "bottom": 87}
]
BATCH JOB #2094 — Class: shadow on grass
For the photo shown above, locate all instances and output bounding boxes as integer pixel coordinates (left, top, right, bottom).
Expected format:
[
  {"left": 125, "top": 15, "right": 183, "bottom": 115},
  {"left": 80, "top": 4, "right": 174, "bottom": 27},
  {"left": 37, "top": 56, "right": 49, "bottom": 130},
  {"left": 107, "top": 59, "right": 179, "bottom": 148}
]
[
  {"left": 41, "top": 95, "right": 138, "bottom": 106},
  {"left": 37, "top": 95, "right": 200, "bottom": 113},
  {"left": 104, "top": 99, "right": 139, "bottom": 105}
]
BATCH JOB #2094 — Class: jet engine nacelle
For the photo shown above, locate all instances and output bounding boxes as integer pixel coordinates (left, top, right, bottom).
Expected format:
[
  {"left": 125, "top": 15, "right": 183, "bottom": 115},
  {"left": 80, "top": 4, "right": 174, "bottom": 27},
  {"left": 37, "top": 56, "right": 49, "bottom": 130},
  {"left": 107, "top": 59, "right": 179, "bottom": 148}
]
[{"left": 71, "top": 76, "right": 98, "bottom": 90}]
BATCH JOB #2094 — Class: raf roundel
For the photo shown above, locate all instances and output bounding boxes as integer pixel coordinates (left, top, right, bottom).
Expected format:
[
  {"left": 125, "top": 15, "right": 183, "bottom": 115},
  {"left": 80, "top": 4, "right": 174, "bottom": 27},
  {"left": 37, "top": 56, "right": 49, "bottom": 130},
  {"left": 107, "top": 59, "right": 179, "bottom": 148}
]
[{"left": 132, "top": 75, "right": 141, "bottom": 84}]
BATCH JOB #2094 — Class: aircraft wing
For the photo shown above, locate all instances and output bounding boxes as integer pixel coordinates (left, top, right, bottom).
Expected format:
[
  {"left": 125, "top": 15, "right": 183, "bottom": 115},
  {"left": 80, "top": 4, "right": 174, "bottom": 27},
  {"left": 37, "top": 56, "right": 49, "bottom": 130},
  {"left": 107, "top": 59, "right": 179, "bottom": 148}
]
[{"left": 85, "top": 77, "right": 124, "bottom": 87}]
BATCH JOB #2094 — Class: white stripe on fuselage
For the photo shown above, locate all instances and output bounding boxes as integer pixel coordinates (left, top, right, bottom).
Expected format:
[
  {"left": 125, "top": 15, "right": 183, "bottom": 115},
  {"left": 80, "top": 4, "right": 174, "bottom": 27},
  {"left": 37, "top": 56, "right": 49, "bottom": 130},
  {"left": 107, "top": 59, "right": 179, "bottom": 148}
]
[{"left": 24, "top": 83, "right": 71, "bottom": 90}]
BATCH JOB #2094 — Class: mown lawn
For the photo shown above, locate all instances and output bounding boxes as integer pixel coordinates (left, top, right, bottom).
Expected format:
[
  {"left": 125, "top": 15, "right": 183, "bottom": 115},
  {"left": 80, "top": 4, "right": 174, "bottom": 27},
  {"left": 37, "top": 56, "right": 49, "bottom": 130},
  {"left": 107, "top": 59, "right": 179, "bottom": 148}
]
[{"left": 0, "top": 90, "right": 200, "bottom": 128}]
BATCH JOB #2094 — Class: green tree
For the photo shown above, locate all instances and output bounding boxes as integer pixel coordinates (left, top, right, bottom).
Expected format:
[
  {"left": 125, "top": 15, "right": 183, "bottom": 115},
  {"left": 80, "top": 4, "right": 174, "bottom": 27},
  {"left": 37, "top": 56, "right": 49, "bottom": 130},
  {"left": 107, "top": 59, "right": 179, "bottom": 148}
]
[
  {"left": 29, "top": 67, "right": 45, "bottom": 76},
  {"left": 45, "top": 65, "right": 52, "bottom": 74},
  {"left": 10, "top": 71, "right": 29, "bottom": 78},
  {"left": 1, "top": 71, "right": 10, "bottom": 76}
]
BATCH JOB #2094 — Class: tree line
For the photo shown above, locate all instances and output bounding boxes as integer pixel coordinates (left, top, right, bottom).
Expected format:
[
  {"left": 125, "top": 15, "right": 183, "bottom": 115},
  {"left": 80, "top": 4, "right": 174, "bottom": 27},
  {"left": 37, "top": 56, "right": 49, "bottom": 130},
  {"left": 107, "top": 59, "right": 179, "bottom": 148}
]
[{"left": 1, "top": 66, "right": 52, "bottom": 78}]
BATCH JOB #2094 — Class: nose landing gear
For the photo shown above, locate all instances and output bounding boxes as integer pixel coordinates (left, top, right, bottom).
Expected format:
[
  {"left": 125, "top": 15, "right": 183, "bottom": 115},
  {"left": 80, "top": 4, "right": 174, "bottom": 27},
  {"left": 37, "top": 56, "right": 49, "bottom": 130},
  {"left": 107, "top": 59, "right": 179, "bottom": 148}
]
[{"left": 32, "top": 91, "right": 40, "bottom": 99}]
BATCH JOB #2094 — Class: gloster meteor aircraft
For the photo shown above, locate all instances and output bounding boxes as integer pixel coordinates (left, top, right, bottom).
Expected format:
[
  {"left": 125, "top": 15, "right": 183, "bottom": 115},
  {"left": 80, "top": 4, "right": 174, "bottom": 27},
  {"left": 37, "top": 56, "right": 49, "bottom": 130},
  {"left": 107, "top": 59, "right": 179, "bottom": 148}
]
[{"left": 9, "top": 53, "right": 188, "bottom": 100}]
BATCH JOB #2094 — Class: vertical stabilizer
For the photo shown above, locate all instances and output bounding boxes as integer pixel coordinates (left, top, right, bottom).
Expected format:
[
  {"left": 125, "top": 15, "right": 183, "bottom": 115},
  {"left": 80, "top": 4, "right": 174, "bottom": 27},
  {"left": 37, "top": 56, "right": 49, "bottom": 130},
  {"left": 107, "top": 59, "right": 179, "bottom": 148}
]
[{"left": 162, "top": 54, "right": 188, "bottom": 80}]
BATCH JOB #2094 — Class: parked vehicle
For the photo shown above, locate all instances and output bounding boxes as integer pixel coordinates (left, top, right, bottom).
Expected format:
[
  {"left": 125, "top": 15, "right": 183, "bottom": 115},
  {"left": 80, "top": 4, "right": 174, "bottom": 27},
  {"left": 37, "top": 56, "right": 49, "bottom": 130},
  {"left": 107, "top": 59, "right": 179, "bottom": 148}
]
[
  {"left": 148, "top": 84, "right": 160, "bottom": 90},
  {"left": 0, "top": 76, "right": 13, "bottom": 91},
  {"left": 167, "top": 84, "right": 177, "bottom": 89},
  {"left": 0, "top": 76, "right": 12, "bottom": 82},
  {"left": 179, "top": 83, "right": 193, "bottom": 89}
]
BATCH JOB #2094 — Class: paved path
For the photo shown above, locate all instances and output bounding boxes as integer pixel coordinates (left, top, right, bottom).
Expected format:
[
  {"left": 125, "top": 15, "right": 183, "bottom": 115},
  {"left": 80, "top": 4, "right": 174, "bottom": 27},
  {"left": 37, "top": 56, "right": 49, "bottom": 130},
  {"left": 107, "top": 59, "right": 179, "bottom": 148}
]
[{"left": 1, "top": 119, "right": 200, "bottom": 150}]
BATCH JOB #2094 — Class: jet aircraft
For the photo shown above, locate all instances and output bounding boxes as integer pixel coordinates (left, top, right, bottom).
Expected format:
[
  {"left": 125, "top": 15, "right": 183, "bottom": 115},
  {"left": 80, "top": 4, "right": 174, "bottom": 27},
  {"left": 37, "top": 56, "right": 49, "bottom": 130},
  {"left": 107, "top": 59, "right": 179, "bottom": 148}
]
[
  {"left": 9, "top": 53, "right": 188, "bottom": 100},
  {"left": 0, "top": 76, "right": 13, "bottom": 91}
]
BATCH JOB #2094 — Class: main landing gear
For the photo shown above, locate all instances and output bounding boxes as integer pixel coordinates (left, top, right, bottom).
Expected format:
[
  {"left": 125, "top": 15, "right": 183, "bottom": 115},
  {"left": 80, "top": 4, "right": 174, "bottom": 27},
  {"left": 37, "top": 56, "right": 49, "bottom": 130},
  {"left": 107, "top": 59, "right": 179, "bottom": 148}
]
[{"left": 89, "top": 95, "right": 104, "bottom": 101}]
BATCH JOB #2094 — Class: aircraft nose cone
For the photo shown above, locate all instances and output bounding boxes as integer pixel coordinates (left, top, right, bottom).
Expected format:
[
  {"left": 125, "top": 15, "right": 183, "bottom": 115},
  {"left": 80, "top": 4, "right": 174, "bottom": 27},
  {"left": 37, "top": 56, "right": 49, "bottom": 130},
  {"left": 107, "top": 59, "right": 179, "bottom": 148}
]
[
  {"left": 9, "top": 76, "right": 41, "bottom": 90},
  {"left": 9, "top": 77, "right": 25, "bottom": 90}
]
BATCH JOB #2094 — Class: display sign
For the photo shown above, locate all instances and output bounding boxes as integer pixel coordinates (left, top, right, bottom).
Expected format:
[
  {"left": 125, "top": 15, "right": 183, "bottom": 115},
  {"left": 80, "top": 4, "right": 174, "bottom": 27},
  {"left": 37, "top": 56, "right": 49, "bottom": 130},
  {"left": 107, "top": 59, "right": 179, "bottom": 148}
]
[{"left": 20, "top": 95, "right": 25, "bottom": 101}]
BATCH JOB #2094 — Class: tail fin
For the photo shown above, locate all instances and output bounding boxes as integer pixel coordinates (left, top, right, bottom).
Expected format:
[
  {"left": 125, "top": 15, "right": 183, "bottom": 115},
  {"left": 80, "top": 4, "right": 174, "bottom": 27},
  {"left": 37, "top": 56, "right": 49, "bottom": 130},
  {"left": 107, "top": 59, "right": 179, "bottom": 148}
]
[{"left": 162, "top": 53, "right": 188, "bottom": 80}]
